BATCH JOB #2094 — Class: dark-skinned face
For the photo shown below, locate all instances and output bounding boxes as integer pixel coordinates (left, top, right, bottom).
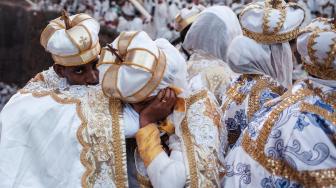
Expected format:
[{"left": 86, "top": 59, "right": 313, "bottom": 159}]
[{"left": 53, "top": 58, "right": 99, "bottom": 86}]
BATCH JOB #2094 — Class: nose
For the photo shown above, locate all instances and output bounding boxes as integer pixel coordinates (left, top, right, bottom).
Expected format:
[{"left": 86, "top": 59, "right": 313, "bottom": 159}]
[{"left": 86, "top": 69, "right": 99, "bottom": 85}]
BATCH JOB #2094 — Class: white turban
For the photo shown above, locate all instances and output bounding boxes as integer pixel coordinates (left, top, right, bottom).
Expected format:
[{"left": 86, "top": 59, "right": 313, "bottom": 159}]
[
  {"left": 40, "top": 13, "right": 100, "bottom": 66},
  {"left": 182, "top": 6, "right": 242, "bottom": 60},
  {"left": 240, "top": 0, "right": 305, "bottom": 44},
  {"left": 297, "top": 18, "right": 336, "bottom": 80},
  {"left": 174, "top": 5, "right": 205, "bottom": 32},
  {"left": 227, "top": 36, "right": 293, "bottom": 88},
  {"left": 98, "top": 31, "right": 187, "bottom": 103}
]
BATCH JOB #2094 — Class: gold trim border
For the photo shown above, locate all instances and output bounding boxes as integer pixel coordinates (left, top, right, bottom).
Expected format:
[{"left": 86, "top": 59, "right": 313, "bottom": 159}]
[
  {"left": 242, "top": 88, "right": 336, "bottom": 187},
  {"left": 182, "top": 90, "right": 208, "bottom": 188},
  {"left": 19, "top": 88, "right": 93, "bottom": 188},
  {"left": 243, "top": 27, "right": 300, "bottom": 44}
]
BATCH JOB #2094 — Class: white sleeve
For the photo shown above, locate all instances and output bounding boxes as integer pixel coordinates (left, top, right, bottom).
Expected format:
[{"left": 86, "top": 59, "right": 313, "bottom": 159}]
[{"left": 146, "top": 134, "right": 186, "bottom": 188}]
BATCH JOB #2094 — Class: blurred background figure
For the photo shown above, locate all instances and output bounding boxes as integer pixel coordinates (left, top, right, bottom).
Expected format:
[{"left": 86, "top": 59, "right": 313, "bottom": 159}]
[
  {"left": 0, "top": 0, "right": 334, "bottom": 109},
  {"left": 24, "top": 0, "right": 336, "bottom": 41}
]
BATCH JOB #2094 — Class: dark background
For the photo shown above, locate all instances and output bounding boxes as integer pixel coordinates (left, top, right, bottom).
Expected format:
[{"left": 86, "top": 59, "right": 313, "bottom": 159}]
[{"left": 0, "top": 0, "right": 117, "bottom": 87}]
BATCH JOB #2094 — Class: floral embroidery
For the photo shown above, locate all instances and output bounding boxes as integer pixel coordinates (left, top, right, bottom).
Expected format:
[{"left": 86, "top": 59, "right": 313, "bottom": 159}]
[
  {"left": 203, "top": 97, "right": 221, "bottom": 128},
  {"left": 259, "top": 90, "right": 280, "bottom": 106},
  {"left": 266, "top": 138, "right": 331, "bottom": 168},
  {"left": 294, "top": 114, "right": 310, "bottom": 131},
  {"left": 226, "top": 109, "right": 248, "bottom": 147},
  {"left": 225, "top": 162, "right": 251, "bottom": 186},
  {"left": 225, "top": 109, "right": 248, "bottom": 131},
  {"left": 261, "top": 176, "right": 303, "bottom": 188},
  {"left": 247, "top": 124, "right": 257, "bottom": 138}
]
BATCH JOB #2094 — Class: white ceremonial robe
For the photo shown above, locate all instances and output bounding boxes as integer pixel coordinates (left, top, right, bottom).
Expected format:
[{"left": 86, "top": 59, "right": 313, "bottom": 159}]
[
  {"left": 0, "top": 68, "right": 225, "bottom": 188},
  {"left": 222, "top": 77, "right": 336, "bottom": 187},
  {"left": 0, "top": 68, "right": 184, "bottom": 188},
  {"left": 221, "top": 74, "right": 286, "bottom": 150},
  {"left": 186, "top": 50, "right": 239, "bottom": 104}
]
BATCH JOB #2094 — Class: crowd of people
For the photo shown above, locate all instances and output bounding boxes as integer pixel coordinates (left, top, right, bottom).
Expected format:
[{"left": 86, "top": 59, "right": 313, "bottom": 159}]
[
  {"left": 0, "top": 0, "right": 336, "bottom": 187},
  {"left": 0, "top": 83, "right": 17, "bottom": 111},
  {"left": 32, "top": 0, "right": 335, "bottom": 41}
]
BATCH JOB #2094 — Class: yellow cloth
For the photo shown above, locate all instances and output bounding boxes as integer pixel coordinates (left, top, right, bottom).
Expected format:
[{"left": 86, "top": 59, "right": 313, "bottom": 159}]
[
  {"left": 158, "top": 120, "right": 175, "bottom": 136},
  {"left": 135, "top": 124, "right": 164, "bottom": 167}
]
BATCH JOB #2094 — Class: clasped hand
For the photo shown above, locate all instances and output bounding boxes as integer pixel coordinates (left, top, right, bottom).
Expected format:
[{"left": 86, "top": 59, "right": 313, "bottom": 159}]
[{"left": 139, "top": 88, "right": 177, "bottom": 128}]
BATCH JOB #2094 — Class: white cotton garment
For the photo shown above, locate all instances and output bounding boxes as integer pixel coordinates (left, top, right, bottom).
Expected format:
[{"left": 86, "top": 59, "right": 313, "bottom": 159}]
[
  {"left": 123, "top": 104, "right": 140, "bottom": 138},
  {"left": 0, "top": 93, "right": 84, "bottom": 188}
]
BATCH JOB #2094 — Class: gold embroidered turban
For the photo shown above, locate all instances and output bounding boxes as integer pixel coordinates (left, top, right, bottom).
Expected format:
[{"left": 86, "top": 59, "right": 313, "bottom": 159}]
[
  {"left": 301, "top": 17, "right": 336, "bottom": 33},
  {"left": 297, "top": 18, "right": 336, "bottom": 80},
  {"left": 239, "top": 0, "right": 305, "bottom": 44},
  {"left": 40, "top": 12, "right": 100, "bottom": 66},
  {"left": 99, "top": 31, "right": 167, "bottom": 103},
  {"left": 175, "top": 5, "right": 205, "bottom": 32}
]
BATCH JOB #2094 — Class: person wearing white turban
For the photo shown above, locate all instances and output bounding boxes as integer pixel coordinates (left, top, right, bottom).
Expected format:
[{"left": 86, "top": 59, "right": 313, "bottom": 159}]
[
  {"left": 118, "top": 2, "right": 144, "bottom": 33},
  {"left": 94, "top": 31, "right": 226, "bottom": 187},
  {"left": 223, "top": 17, "right": 336, "bottom": 188},
  {"left": 221, "top": 0, "right": 305, "bottom": 150},
  {"left": 0, "top": 12, "right": 102, "bottom": 187},
  {"left": 175, "top": 6, "right": 241, "bottom": 104}
]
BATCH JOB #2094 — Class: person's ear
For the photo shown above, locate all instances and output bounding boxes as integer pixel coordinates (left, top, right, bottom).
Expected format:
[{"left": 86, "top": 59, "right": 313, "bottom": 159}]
[{"left": 53, "top": 64, "right": 65, "bottom": 78}]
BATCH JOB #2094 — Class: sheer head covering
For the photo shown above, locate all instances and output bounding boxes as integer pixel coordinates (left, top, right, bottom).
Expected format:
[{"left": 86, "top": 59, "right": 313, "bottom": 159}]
[
  {"left": 240, "top": 0, "right": 305, "bottom": 44},
  {"left": 227, "top": 35, "right": 293, "bottom": 88},
  {"left": 297, "top": 18, "right": 336, "bottom": 80},
  {"left": 40, "top": 12, "right": 100, "bottom": 66},
  {"left": 98, "top": 31, "right": 187, "bottom": 103},
  {"left": 182, "top": 6, "right": 243, "bottom": 60},
  {"left": 174, "top": 5, "right": 205, "bottom": 32},
  {"left": 231, "top": 3, "right": 246, "bottom": 16},
  {"left": 235, "top": 0, "right": 306, "bottom": 88}
]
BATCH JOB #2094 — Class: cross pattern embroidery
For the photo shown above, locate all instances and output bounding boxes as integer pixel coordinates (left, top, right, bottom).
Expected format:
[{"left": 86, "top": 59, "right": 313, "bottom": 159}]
[{"left": 79, "top": 36, "right": 89, "bottom": 49}]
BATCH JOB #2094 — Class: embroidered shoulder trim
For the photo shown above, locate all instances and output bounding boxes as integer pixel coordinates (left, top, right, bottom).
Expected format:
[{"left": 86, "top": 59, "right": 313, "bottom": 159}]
[
  {"left": 300, "top": 103, "right": 336, "bottom": 125},
  {"left": 221, "top": 75, "right": 249, "bottom": 112},
  {"left": 247, "top": 76, "right": 285, "bottom": 120},
  {"left": 242, "top": 88, "right": 336, "bottom": 187}
]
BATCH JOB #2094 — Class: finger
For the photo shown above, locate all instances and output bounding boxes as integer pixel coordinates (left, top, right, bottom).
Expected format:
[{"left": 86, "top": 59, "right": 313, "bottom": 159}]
[
  {"left": 160, "top": 88, "right": 168, "bottom": 102},
  {"left": 155, "top": 89, "right": 165, "bottom": 103},
  {"left": 161, "top": 88, "right": 169, "bottom": 102},
  {"left": 165, "top": 89, "right": 176, "bottom": 109},
  {"left": 165, "top": 88, "right": 172, "bottom": 99},
  {"left": 169, "top": 89, "right": 178, "bottom": 109}
]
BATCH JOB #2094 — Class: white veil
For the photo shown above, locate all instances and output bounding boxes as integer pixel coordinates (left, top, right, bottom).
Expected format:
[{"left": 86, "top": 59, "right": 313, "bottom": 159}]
[
  {"left": 182, "top": 6, "right": 242, "bottom": 60},
  {"left": 227, "top": 36, "right": 293, "bottom": 88}
]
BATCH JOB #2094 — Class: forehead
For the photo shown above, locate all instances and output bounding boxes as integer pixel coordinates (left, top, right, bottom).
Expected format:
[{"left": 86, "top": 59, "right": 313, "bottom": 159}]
[{"left": 68, "top": 58, "right": 99, "bottom": 69}]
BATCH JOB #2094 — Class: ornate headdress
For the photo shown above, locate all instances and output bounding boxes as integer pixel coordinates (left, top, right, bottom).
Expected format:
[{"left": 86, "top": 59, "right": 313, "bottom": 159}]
[
  {"left": 40, "top": 11, "right": 100, "bottom": 66},
  {"left": 301, "top": 17, "right": 336, "bottom": 33},
  {"left": 297, "top": 17, "right": 336, "bottom": 80},
  {"left": 99, "top": 31, "right": 167, "bottom": 103},
  {"left": 239, "top": 0, "right": 305, "bottom": 44},
  {"left": 175, "top": 5, "right": 205, "bottom": 32}
]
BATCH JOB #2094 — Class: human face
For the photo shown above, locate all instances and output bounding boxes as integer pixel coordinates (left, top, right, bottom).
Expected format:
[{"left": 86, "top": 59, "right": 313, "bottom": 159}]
[{"left": 53, "top": 58, "right": 99, "bottom": 86}]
